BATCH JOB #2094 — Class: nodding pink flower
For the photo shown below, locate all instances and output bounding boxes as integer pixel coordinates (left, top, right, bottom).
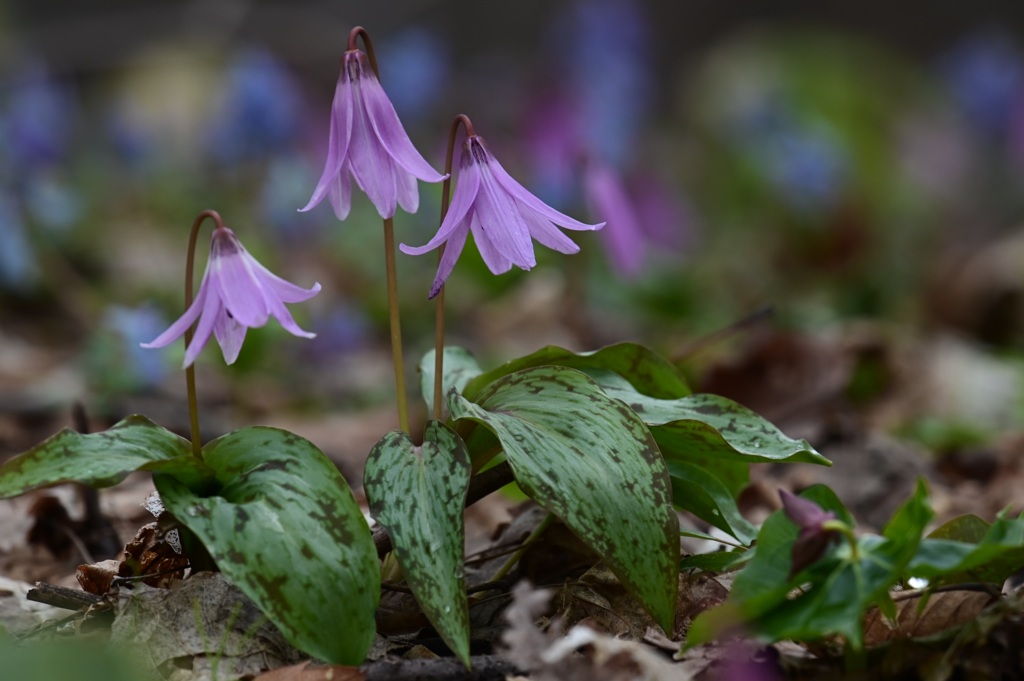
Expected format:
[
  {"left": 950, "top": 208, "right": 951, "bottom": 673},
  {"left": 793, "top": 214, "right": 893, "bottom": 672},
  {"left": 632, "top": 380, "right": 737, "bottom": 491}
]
[
  {"left": 142, "top": 226, "right": 321, "bottom": 368},
  {"left": 400, "top": 134, "right": 604, "bottom": 298},
  {"left": 779, "top": 489, "right": 840, "bottom": 576},
  {"left": 300, "top": 49, "right": 445, "bottom": 220}
]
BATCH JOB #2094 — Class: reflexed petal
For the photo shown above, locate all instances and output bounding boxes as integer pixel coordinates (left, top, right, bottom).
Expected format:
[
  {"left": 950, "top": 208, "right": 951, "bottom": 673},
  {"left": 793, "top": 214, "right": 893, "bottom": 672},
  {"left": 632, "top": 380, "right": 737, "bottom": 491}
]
[
  {"left": 214, "top": 312, "right": 248, "bottom": 364},
  {"left": 249, "top": 259, "right": 322, "bottom": 303},
  {"left": 520, "top": 207, "right": 581, "bottom": 255},
  {"left": 361, "top": 70, "right": 446, "bottom": 183},
  {"left": 213, "top": 249, "right": 271, "bottom": 328},
  {"left": 399, "top": 158, "right": 480, "bottom": 255},
  {"left": 300, "top": 71, "right": 353, "bottom": 213},
  {"left": 183, "top": 289, "right": 224, "bottom": 368},
  {"left": 348, "top": 81, "right": 398, "bottom": 218},
  {"left": 469, "top": 211, "right": 515, "bottom": 274},
  {"left": 429, "top": 222, "right": 470, "bottom": 299},
  {"left": 264, "top": 293, "right": 317, "bottom": 339},
  {"left": 473, "top": 160, "right": 535, "bottom": 269},
  {"left": 140, "top": 277, "right": 209, "bottom": 350},
  {"left": 328, "top": 163, "right": 354, "bottom": 221},
  {"left": 490, "top": 155, "right": 603, "bottom": 232}
]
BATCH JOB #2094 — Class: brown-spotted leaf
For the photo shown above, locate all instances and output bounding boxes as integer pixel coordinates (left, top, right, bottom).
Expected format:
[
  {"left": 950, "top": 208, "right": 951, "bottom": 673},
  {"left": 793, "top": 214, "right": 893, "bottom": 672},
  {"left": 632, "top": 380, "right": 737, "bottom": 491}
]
[
  {"left": 0, "top": 415, "right": 212, "bottom": 498},
  {"left": 363, "top": 422, "right": 471, "bottom": 666},
  {"left": 450, "top": 366, "right": 679, "bottom": 633},
  {"left": 155, "top": 427, "right": 378, "bottom": 665}
]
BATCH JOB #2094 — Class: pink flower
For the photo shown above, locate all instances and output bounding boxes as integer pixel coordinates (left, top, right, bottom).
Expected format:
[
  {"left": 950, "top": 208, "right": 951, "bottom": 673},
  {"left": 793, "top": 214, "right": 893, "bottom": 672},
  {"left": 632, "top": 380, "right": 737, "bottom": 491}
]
[
  {"left": 779, "top": 489, "right": 840, "bottom": 576},
  {"left": 400, "top": 134, "right": 604, "bottom": 298},
  {"left": 300, "top": 49, "right": 445, "bottom": 220},
  {"left": 142, "top": 226, "right": 321, "bottom": 368}
]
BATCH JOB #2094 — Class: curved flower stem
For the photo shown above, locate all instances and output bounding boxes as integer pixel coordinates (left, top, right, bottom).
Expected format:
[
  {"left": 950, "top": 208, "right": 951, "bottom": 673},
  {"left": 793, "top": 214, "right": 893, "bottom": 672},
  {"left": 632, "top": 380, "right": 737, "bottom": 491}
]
[
  {"left": 184, "top": 209, "right": 226, "bottom": 460},
  {"left": 383, "top": 217, "right": 410, "bottom": 434},
  {"left": 350, "top": 26, "right": 411, "bottom": 433},
  {"left": 822, "top": 519, "right": 860, "bottom": 561},
  {"left": 433, "top": 114, "right": 476, "bottom": 421}
]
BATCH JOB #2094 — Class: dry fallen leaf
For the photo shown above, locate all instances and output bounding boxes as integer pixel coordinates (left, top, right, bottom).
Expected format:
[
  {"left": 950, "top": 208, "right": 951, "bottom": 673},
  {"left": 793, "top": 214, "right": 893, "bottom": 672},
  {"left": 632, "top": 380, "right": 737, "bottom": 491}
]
[
  {"left": 864, "top": 589, "right": 997, "bottom": 646},
  {"left": 253, "top": 661, "right": 364, "bottom": 681}
]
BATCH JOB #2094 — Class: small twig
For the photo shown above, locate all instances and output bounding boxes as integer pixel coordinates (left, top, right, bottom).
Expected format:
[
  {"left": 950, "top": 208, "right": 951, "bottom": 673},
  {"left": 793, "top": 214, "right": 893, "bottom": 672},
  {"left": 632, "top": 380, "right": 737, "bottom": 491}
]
[
  {"left": 112, "top": 565, "right": 191, "bottom": 586},
  {"left": 27, "top": 582, "right": 104, "bottom": 611}
]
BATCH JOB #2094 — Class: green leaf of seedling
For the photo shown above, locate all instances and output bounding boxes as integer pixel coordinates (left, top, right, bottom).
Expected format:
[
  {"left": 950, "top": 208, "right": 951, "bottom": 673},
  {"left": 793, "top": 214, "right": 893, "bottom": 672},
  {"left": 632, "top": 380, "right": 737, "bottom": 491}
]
[
  {"left": 363, "top": 422, "right": 472, "bottom": 666},
  {"left": 909, "top": 513, "right": 1024, "bottom": 587},
  {"left": 419, "top": 347, "right": 483, "bottom": 416},
  {"left": 668, "top": 461, "right": 757, "bottom": 544},
  {"left": 688, "top": 483, "right": 931, "bottom": 652},
  {"left": 679, "top": 550, "right": 750, "bottom": 574},
  {"left": 0, "top": 415, "right": 213, "bottom": 498},
  {"left": 461, "top": 342, "right": 690, "bottom": 402},
  {"left": 155, "top": 427, "right": 379, "bottom": 665},
  {"left": 450, "top": 366, "right": 679, "bottom": 633},
  {"left": 593, "top": 373, "right": 828, "bottom": 467}
]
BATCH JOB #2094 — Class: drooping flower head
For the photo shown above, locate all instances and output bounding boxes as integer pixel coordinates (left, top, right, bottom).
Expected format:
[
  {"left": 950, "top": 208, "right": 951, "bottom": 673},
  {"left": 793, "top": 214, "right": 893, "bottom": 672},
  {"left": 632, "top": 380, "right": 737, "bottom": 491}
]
[
  {"left": 142, "top": 225, "right": 321, "bottom": 368},
  {"left": 400, "top": 123, "right": 604, "bottom": 298},
  {"left": 779, "top": 489, "right": 841, "bottom": 576},
  {"left": 300, "top": 28, "right": 446, "bottom": 221}
]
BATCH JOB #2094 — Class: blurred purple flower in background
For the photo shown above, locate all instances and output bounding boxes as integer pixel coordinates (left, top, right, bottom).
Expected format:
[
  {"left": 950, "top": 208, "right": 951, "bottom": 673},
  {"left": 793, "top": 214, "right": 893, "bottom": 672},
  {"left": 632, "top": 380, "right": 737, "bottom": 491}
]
[
  {"left": 401, "top": 134, "right": 603, "bottom": 298},
  {"left": 300, "top": 48, "right": 445, "bottom": 221},
  {"left": 549, "top": 0, "right": 652, "bottom": 165},
  {"left": 940, "top": 31, "right": 1024, "bottom": 138},
  {"left": 208, "top": 47, "right": 303, "bottom": 164},
  {"left": 104, "top": 305, "right": 171, "bottom": 388},
  {"left": 142, "top": 226, "right": 321, "bottom": 367},
  {"left": 4, "top": 61, "right": 76, "bottom": 168},
  {"left": 0, "top": 192, "right": 38, "bottom": 290}
]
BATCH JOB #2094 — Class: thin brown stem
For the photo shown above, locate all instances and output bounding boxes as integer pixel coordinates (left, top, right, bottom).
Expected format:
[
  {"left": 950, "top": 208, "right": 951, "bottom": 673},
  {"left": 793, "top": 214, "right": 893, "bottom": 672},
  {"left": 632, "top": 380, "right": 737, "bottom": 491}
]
[
  {"left": 383, "top": 217, "right": 411, "bottom": 434},
  {"left": 348, "top": 25, "right": 380, "bottom": 79},
  {"left": 184, "top": 209, "right": 225, "bottom": 460},
  {"left": 432, "top": 114, "right": 476, "bottom": 421}
]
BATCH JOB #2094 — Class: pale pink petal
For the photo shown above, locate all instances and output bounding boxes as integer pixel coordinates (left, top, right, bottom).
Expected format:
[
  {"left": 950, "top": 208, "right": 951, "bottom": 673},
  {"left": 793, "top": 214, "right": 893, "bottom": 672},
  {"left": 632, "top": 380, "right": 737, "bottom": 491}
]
[
  {"left": 212, "top": 247, "right": 271, "bottom": 328},
  {"left": 360, "top": 65, "right": 446, "bottom": 183},
  {"left": 140, "top": 277, "right": 209, "bottom": 350},
  {"left": 300, "top": 69, "right": 353, "bottom": 213},
  {"left": 395, "top": 164, "right": 419, "bottom": 215},
  {"left": 250, "top": 261, "right": 322, "bottom": 303},
  {"left": 348, "top": 74, "right": 398, "bottom": 219},
  {"left": 520, "top": 207, "right": 582, "bottom": 254},
  {"left": 469, "top": 211, "right": 515, "bottom": 274},
  {"left": 183, "top": 288, "right": 224, "bottom": 368},
  {"left": 490, "top": 152, "right": 603, "bottom": 232},
  {"left": 214, "top": 312, "right": 248, "bottom": 364},
  {"left": 429, "top": 222, "right": 470, "bottom": 299},
  {"left": 265, "top": 295, "right": 317, "bottom": 339},
  {"left": 473, "top": 156, "right": 535, "bottom": 269},
  {"left": 328, "top": 162, "right": 354, "bottom": 221},
  {"left": 400, "top": 154, "right": 480, "bottom": 255}
]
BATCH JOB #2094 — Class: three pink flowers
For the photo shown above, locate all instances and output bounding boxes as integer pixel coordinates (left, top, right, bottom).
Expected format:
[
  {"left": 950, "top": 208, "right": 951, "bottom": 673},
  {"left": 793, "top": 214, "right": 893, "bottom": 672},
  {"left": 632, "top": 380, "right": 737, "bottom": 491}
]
[{"left": 144, "top": 32, "right": 601, "bottom": 366}]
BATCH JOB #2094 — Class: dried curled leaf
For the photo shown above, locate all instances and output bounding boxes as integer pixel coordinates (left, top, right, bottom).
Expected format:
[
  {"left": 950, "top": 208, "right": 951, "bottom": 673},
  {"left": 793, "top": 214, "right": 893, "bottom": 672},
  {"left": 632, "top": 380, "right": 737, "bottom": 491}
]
[{"left": 863, "top": 589, "right": 997, "bottom": 646}]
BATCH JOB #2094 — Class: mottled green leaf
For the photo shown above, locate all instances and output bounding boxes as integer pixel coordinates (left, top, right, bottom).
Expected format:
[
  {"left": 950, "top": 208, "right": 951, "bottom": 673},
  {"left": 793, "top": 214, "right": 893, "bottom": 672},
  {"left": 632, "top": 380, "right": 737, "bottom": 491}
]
[
  {"left": 591, "top": 371, "right": 827, "bottom": 467},
  {"left": 909, "top": 513, "right": 1024, "bottom": 587},
  {"left": 450, "top": 366, "right": 679, "bottom": 633},
  {"left": 0, "top": 415, "right": 212, "bottom": 498},
  {"left": 419, "top": 347, "right": 483, "bottom": 415},
  {"left": 668, "top": 461, "right": 757, "bottom": 544},
  {"left": 155, "top": 427, "right": 378, "bottom": 665},
  {"left": 462, "top": 342, "right": 690, "bottom": 402},
  {"left": 363, "top": 422, "right": 471, "bottom": 665}
]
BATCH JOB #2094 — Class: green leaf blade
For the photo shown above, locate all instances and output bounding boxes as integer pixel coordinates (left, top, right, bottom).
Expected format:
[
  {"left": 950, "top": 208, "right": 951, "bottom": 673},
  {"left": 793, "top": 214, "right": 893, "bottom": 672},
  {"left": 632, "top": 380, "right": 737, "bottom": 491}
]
[
  {"left": 450, "top": 366, "right": 680, "bottom": 633},
  {"left": 156, "top": 427, "right": 379, "bottom": 665},
  {"left": 363, "top": 422, "right": 472, "bottom": 665},
  {"left": 0, "top": 415, "right": 208, "bottom": 498},
  {"left": 419, "top": 347, "right": 483, "bottom": 415}
]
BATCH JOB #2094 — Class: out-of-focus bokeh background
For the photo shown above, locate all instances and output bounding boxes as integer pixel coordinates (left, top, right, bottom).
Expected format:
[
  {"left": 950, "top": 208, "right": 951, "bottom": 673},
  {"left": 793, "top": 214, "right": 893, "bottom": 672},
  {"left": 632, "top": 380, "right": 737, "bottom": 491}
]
[{"left": 3, "top": 0, "right": 1024, "bottom": 485}]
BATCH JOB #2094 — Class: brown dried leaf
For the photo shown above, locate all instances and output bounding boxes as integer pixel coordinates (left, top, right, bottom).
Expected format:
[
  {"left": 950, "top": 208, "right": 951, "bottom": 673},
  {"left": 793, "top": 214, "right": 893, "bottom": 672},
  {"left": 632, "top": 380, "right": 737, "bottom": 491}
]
[
  {"left": 864, "top": 589, "right": 996, "bottom": 646},
  {"left": 253, "top": 661, "right": 364, "bottom": 681},
  {"left": 117, "top": 521, "right": 188, "bottom": 588},
  {"left": 76, "top": 559, "right": 121, "bottom": 595}
]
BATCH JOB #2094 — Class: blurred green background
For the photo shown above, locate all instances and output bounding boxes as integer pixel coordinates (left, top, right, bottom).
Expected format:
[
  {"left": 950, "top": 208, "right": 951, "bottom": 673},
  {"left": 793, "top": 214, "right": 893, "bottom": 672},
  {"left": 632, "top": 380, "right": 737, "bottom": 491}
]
[{"left": 2, "top": 0, "right": 1024, "bottom": 447}]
